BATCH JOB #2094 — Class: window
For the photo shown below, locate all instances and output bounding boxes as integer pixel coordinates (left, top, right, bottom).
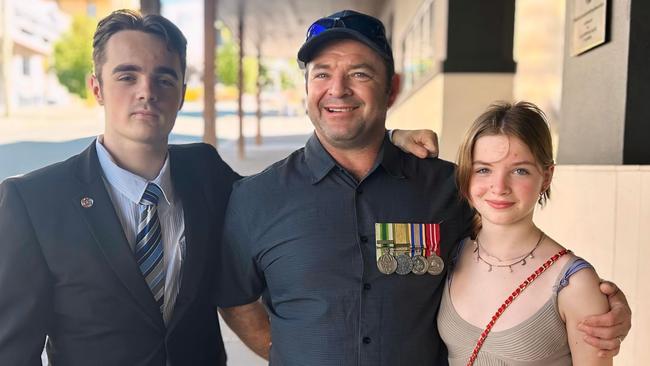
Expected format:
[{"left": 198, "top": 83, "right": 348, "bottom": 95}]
[
  {"left": 22, "top": 56, "right": 31, "bottom": 76},
  {"left": 401, "top": 0, "right": 436, "bottom": 93}
]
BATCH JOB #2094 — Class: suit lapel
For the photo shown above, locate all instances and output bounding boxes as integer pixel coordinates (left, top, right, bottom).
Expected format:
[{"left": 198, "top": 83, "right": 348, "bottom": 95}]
[
  {"left": 73, "top": 142, "right": 165, "bottom": 330},
  {"left": 167, "top": 147, "right": 212, "bottom": 331}
]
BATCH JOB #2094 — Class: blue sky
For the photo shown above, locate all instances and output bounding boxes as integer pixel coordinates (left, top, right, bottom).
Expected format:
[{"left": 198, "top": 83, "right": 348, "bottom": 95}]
[{"left": 161, "top": 0, "right": 203, "bottom": 67}]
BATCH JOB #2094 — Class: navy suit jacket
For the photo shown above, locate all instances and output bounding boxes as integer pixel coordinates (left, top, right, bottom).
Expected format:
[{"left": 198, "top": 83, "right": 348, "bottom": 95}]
[{"left": 0, "top": 142, "right": 241, "bottom": 365}]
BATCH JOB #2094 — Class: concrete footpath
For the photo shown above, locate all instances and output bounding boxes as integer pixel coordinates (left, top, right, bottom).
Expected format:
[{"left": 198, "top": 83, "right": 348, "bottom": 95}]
[{"left": 1, "top": 106, "right": 314, "bottom": 365}]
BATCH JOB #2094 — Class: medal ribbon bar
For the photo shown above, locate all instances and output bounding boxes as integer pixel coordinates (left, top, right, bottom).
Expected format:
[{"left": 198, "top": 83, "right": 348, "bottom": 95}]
[
  {"left": 425, "top": 223, "right": 441, "bottom": 256},
  {"left": 375, "top": 223, "right": 394, "bottom": 257}
]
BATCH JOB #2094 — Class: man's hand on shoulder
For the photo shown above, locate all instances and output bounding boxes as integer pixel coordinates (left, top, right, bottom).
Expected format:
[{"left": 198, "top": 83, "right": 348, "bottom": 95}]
[
  {"left": 577, "top": 281, "right": 632, "bottom": 357},
  {"left": 390, "top": 129, "right": 439, "bottom": 158}
]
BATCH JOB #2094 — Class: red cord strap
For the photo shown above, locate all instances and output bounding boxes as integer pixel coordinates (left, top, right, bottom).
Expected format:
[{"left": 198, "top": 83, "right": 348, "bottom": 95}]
[{"left": 466, "top": 249, "right": 571, "bottom": 366}]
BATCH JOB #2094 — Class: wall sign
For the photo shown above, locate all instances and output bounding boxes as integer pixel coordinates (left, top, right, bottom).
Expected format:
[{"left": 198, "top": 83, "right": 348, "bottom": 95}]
[{"left": 571, "top": 0, "right": 607, "bottom": 56}]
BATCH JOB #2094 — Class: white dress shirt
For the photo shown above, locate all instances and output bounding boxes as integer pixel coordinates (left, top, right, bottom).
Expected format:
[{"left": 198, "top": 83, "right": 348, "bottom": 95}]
[{"left": 95, "top": 138, "right": 185, "bottom": 325}]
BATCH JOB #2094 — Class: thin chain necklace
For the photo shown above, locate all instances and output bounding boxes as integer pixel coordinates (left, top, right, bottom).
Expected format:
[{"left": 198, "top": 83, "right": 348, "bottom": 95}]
[
  {"left": 478, "top": 241, "right": 529, "bottom": 262},
  {"left": 473, "top": 231, "right": 545, "bottom": 272}
]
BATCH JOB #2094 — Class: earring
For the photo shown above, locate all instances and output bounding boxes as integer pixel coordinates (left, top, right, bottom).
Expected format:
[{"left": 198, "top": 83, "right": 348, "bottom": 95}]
[{"left": 538, "top": 188, "right": 548, "bottom": 205}]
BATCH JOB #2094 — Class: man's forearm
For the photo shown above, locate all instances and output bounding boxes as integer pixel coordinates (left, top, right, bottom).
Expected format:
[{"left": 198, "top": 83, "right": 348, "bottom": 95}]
[{"left": 219, "top": 300, "right": 271, "bottom": 360}]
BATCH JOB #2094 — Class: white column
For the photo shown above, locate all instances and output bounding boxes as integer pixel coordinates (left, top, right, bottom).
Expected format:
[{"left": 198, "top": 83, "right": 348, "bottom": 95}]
[{"left": 0, "top": 0, "right": 13, "bottom": 116}]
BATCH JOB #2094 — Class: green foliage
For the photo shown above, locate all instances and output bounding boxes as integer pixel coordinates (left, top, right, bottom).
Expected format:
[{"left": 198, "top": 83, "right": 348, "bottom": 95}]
[
  {"left": 215, "top": 27, "right": 263, "bottom": 94},
  {"left": 217, "top": 40, "right": 238, "bottom": 86},
  {"left": 279, "top": 70, "right": 295, "bottom": 90},
  {"left": 242, "top": 57, "right": 258, "bottom": 93},
  {"left": 53, "top": 15, "right": 95, "bottom": 99},
  {"left": 258, "top": 63, "right": 273, "bottom": 90}
]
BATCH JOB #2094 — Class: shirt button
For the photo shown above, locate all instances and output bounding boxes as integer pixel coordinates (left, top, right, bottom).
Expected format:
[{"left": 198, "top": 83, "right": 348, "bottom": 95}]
[
  {"left": 362, "top": 337, "right": 372, "bottom": 344},
  {"left": 360, "top": 235, "right": 368, "bottom": 243},
  {"left": 356, "top": 188, "right": 363, "bottom": 195},
  {"left": 363, "top": 283, "right": 371, "bottom": 290}
]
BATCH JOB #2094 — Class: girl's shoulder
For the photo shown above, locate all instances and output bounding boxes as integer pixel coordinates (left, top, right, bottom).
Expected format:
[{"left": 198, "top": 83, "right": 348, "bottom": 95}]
[{"left": 550, "top": 244, "right": 607, "bottom": 321}]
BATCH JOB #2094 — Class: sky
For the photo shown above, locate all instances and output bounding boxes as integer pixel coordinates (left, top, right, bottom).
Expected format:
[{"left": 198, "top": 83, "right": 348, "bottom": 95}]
[{"left": 162, "top": 0, "right": 204, "bottom": 69}]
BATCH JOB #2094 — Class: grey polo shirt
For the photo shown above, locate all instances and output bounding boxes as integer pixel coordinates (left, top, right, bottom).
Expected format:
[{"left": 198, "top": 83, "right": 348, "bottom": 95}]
[{"left": 217, "top": 133, "right": 471, "bottom": 366}]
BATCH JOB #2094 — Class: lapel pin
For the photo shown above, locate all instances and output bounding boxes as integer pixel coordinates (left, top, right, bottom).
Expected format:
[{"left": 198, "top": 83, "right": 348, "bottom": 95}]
[{"left": 80, "top": 197, "right": 94, "bottom": 208}]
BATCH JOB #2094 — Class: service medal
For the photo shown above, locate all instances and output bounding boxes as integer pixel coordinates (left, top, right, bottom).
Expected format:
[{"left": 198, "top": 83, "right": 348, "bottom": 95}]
[
  {"left": 427, "top": 255, "right": 445, "bottom": 275},
  {"left": 411, "top": 255, "right": 429, "bottom": 275},
  {"left": 395, "top": 253, "right": 414, "bottom": 275},
  {"left": 377, "top": 253, "right": 398, "bottom": 274}
]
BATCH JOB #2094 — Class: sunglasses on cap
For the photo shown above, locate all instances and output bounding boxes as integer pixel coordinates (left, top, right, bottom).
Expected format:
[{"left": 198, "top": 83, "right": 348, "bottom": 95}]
[{"left": 304, "top": 13, "right": 391, "bottom": 55}]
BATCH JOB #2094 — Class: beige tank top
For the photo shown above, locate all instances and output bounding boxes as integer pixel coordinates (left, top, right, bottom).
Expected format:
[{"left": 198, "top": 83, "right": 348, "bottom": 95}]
[{"left": 437, "top": 257, "right": 590, "bottom": 366}]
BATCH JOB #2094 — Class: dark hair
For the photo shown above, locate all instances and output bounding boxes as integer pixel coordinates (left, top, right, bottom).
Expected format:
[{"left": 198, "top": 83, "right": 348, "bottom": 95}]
[
  {"left": 456, "top": 101, "right": 555, "bottom": 235},
  {"left": 92, "top": 9, "right": 187, "bottom": 82}
]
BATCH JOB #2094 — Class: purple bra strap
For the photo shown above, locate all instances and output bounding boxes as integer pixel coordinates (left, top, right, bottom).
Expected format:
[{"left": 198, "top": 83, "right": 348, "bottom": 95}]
[{"left": 557, "top": 258, "right": 593, "bottom": 292}]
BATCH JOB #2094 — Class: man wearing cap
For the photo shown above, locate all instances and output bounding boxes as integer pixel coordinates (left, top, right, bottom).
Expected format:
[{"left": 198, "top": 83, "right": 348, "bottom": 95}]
[{"left": 217, "top": 9, "right": 631, "bottom": 365}]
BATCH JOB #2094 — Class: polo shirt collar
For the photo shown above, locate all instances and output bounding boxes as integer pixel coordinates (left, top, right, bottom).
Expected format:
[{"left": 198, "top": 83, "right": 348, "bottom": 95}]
[
  {"left": 380, "top": 134, "right": 407, "bottom": 179},
  {"left": 304, "top": 134, "right": 337, "bottom": 184},
  {"left": 304, "top": 132, "right": 406, "bottom": 184}
]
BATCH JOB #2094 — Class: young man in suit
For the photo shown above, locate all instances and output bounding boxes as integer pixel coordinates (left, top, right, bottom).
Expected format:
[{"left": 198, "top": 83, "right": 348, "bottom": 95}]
[{"left": 0, "top": 10, "right": 243, "bottom": 365}]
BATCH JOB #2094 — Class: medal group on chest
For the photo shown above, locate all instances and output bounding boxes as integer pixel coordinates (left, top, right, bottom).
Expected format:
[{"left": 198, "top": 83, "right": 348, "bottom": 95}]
[{"left": 375, "top": 223, "right": 444, "bottom": 276}]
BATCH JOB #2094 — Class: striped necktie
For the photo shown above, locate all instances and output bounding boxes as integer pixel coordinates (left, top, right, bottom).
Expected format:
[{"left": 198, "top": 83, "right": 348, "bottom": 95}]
[{"left": 136, "top": 183, "right": 166, "bottom": 313}]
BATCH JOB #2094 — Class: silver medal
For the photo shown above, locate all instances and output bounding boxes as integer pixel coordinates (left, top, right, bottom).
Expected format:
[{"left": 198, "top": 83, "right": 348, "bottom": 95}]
[
  {"left": 377, "top": 253, "right": 398, "bottom": 275},
  {"left": 411, "top": 255, "right": 429, "bottom": 275},
  {"left": 427, "top": 255, "right": 445, "bottom": 275},
  {"left": 395, "top": 253, "right": 414, "bottom": 275}
]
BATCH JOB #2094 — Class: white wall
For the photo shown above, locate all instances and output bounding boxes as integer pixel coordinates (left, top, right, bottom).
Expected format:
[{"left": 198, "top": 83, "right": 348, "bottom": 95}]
[
  {"left": 388, "top": 73, "right": 514, "bottom": 162},
  {"left": 535, "top": 165, "right": 650, "bottom": 364},
  {"left": 12, "top": 54, "right": 47, "bottom": 105}
]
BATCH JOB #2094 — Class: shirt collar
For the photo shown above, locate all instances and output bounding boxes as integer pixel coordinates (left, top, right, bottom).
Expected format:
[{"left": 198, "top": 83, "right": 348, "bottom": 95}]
[
  {"left": 95, "top": 136, "right": 173, "bottom": 205},
  {"left": 304, "top": 134, "right": 337, "bottom": 184},
  {"left": 380, "top": 133, "right": 407, "bottom": 179},
  {"left": 303, "top": 132, "right": 406, "bottom": 185}
]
